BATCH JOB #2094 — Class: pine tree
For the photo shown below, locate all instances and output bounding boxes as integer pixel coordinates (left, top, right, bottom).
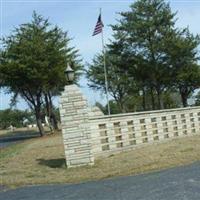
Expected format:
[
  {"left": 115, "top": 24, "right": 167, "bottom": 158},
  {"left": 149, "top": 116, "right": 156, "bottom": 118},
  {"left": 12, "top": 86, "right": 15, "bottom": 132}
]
[{"left": 0, "top": 12, "right": 82, "bottom": 135}]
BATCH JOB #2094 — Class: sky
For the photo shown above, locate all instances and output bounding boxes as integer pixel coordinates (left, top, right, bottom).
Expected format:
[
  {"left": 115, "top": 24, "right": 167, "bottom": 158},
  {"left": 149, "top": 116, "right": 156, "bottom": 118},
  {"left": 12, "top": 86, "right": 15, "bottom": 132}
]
[{"left": 0, "top": 0, "right": 200, "bottom": 110}]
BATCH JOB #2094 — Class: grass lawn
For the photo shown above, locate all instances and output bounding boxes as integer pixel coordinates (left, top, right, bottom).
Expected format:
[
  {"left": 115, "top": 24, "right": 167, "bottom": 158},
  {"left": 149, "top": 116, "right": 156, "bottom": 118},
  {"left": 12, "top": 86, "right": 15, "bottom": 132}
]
[{"left": 1, "top": 132, "right": 200, "bottom": 188}]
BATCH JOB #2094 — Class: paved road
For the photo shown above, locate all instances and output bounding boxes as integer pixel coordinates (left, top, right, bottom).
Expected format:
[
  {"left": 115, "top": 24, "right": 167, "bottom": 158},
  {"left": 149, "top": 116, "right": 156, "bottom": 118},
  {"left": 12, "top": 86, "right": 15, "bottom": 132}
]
[
  {"left": 1, "top": 161, "right": 200, "bottom": 200},
  {"left": 0, "top": 132, "right": 39, "bottom": 148}
]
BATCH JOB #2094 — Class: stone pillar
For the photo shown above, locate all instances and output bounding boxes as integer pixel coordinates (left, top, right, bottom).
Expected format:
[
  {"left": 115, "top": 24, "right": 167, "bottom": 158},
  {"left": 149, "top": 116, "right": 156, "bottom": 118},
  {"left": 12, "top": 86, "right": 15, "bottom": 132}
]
[{"left": 59, "top": 84, "right": 94, "bottom": 168}]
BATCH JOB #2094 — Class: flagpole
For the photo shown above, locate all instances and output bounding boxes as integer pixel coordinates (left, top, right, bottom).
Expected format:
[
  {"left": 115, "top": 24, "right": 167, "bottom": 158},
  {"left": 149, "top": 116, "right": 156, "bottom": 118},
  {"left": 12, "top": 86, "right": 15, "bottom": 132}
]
[{"left": 100, "top": 8, "right": 111, "bottom": 115}]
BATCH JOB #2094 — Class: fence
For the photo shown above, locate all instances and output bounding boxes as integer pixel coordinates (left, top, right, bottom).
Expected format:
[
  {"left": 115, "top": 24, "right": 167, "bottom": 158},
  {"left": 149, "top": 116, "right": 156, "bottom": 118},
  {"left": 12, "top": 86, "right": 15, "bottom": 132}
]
[
  {"left": 89, "top": 107, "right": 200, "bottom": 157},
  {"left": 59, "top": 85, "right": 200, "bottom": 167}
]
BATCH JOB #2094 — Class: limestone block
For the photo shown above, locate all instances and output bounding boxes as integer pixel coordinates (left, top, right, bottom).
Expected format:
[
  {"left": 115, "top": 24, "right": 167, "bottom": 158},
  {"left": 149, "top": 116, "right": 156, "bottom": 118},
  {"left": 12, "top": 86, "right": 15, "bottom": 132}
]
[{"left": 70, "top": 157, "right": 92, "bottom": 165}]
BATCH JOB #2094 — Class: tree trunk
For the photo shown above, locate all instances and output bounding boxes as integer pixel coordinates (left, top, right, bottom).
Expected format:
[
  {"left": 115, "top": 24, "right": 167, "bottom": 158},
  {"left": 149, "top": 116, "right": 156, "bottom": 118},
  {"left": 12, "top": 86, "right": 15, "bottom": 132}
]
[
  {"left": 180, "top": 92, "right": 188, "bottom": 107},
  {"left": 118, "top": 100, "right": 126, "bottom": 113},
  {"left": 179, "top": 87, "right": 189, "bottom": 107},
  {"left": 35, "top": 108, "right": 45, "bottom": 136},
  {"left": 150, "top": 88, "right": 155, "bottom": 110},
  {"left": 48, "top": 92, "right": 59, "bottom": 130},
  {"left": 50, "top": 112, "right": 59, "bottom": 130},
  {"left": 44, "top": 93, "right": 54, "bottom": 132},
  {"left": 21, "top": 90, "right": 44, "bottom": 136},
  {"left": 142, "top": 88, "right": 146, "bottom": 111},
  {"left": 156, "top": 88, "right": 162, "bottom": 110}
]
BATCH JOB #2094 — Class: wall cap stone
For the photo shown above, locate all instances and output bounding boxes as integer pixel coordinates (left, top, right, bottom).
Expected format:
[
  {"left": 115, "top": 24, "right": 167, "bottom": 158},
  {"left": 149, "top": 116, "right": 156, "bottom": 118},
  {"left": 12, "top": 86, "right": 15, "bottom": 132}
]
[{"left": 89, "top": 106, "right": 200, "bottom": 120}]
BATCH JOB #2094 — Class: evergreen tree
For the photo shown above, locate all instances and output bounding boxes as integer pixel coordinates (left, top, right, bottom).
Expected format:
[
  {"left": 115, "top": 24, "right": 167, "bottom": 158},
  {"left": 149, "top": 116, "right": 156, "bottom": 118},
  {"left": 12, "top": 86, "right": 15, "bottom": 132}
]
[
  {"left": 164, "top": 29, "right": 200, "bottom": 107},
  {"left": 88, "top": 0, "right": 199, "bottom": 111},
  {"left": 195, "top": 91, "right": 200, "bottom": 106},
  {"left": 112, "top": 0, "right": 177, "bottom": 109},
  {"left": 0, "top": 12, "right": 82, "bottom": 135}
]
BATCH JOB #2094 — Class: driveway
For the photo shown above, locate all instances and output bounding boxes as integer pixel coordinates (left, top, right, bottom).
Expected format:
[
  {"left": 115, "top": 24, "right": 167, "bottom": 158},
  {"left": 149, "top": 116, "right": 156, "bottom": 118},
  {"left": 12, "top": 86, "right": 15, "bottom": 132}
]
[{"left": 0, "top": 161, "right": 200, "bottom": 200}]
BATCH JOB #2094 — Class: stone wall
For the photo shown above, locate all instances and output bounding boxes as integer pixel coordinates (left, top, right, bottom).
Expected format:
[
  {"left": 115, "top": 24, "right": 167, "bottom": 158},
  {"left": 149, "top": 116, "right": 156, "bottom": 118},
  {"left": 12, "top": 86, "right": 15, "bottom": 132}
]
[
  {"left": 89, "top": 107, "right": 200, "bottom": 157},
  {"left": 60, "top": 84, "right": 200, "bottom": 167},
  {"left": 59, "top": 85, "right": 94, "bottom": 167}
]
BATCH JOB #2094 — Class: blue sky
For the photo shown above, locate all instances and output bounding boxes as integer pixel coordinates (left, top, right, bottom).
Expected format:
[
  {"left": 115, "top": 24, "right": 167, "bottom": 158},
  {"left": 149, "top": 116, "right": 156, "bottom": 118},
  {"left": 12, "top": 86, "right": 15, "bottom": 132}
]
[{"left": 0, "top": 0, "right": 200, "bottom": 110}]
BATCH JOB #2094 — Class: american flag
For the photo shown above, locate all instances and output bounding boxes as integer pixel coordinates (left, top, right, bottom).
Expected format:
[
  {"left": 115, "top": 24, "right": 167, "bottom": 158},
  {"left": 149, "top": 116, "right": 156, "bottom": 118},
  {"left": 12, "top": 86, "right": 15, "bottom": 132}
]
[{"left": 92, "top": 14, "right": 104, "bottom": 36}]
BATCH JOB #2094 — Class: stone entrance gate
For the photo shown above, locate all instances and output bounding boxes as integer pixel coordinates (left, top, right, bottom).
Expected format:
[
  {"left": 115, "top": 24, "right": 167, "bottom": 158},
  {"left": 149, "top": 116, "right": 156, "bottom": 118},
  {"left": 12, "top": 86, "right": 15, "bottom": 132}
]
[{"left": 60, "top": 85, "right": 200, "bottom": 168}]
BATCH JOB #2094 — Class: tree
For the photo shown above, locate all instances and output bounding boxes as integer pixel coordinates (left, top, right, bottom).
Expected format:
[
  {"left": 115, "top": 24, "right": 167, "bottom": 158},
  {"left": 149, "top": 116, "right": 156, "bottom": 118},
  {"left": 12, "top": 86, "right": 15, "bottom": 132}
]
[
  {"left": 111, "top": 0, "right": 177, "bottom": 109},
  {"left": 89, "top": 0, "right": 200, "bottom": 111},
  {"left": 164, "top": 29, "right": 200, "bottom": 107},
  {"left": 95, "top": 100, "right": 124, "bottom": 115},
  {"left": 0, "top": 12, "right": 82, "bottom": 136},
  {"left": 162, "top": 91, "right": 182, "bottom": 109},
  {"left": 95, "top": 102, "right": 107, "bottom": 114},
  {"left": 195, "top": 91, "right": 200, "bottom": 106},
  {"left": 87, "top": 51, "right": 136, "bottom": 113},
  {"left": 0, "top": 109, "right": 34, "bottom": 129},
  {"left": 87, "top": 29, "right": 137, "bottom": 113}
]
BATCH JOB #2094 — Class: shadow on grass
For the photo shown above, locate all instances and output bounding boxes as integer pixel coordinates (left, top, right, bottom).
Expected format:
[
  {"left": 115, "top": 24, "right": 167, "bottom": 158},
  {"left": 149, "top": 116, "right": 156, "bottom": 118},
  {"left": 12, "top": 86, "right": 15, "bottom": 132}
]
[{"left": 37, "top": 158, "right": 66, "bottom": 168}]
